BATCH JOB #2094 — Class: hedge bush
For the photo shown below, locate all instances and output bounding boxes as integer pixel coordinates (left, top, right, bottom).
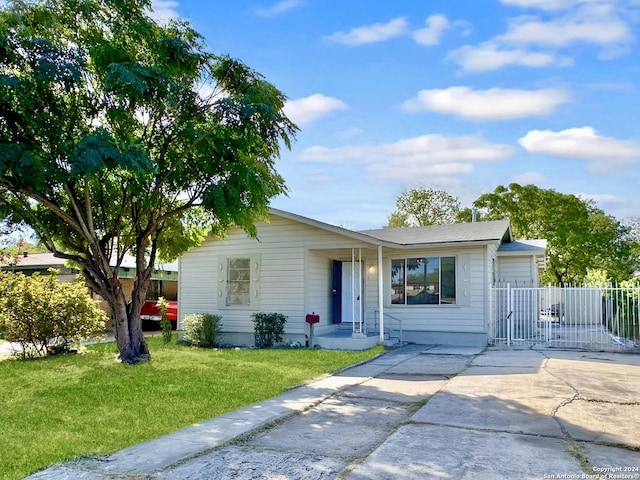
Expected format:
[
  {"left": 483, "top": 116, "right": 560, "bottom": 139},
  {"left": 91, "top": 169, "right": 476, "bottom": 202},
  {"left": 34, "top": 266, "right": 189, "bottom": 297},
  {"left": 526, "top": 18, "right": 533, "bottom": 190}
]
[
  {"left": 0, "top": 270, "right": 106, "bottom": 358},
  {"left": 252, "top": 312, "right": 287, "bottom": 348},
  {"left": 183, "top": 313, "right": 222, "bottom": 348}
]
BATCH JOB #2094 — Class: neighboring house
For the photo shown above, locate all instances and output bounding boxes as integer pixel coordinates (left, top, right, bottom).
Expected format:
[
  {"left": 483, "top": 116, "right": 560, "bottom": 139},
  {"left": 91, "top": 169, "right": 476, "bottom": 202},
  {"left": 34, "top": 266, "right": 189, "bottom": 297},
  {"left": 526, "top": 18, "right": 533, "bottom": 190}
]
[
  {"left": 4, "top": 252, "right": 179, "bottom": 322},
  {"left": 178, "top": 209, "right": 546, "bottom": 349},
  {"left": 2, "top": 252, "right": 78, "bottom": 282}
]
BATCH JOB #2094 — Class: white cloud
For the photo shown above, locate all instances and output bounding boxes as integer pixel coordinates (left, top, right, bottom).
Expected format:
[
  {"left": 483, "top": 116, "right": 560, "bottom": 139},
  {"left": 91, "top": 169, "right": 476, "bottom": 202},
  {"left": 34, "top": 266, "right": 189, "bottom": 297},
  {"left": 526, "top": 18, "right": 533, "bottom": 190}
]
[
  {"left": 299, "top": 134, "right": 514, "bottom": 182},
  {"left": 499, "top": 0, "right": 599, "bottom": 11},
  {"left": 519, "top": 127, "right": 640, "bottom": 172},
  {"left": 451, "top": 1, "right": 637, "bottom": 71},
  {"left": 327, "top": 17, "right": 409, "bottom": 45},
  {"left": 497, "top": 13, "right": 633, "bottom": 49},
  {"left": 283, "top": 94, "right": 348, "bottom": 127},
  {"left": 513, "top": 171, "right": 547, "bottom": 183},
  {"left": 448, "top": 42, "right": 572, "bottom": 72},
  {"left": 413, "top": 14, "right": 450, "bottom": 46},
  {"left": 577, "top": 192, "right": 625, "bottom": 206},
  {"left": 402, "top": 86, "right": 571, "bottom": 121},
  {"left": 148, "top": 0, "right": 180, "bottom": 23},
  {"left": 255, "top": 0, "right": 301, "bottom": 17}
]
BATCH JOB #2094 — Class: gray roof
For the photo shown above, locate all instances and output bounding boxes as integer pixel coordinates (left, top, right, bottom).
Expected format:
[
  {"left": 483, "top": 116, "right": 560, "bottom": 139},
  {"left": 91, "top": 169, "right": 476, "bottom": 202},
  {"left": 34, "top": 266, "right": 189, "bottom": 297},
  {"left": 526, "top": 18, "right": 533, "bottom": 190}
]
[
  {"left": 497, "top": 239, "right": 547, "bottom": 254},
  {"left": 8, "top": 252, "right": 62, "bottom": 268},
  {"left": 7, "top": 252, "right": 178, "bottom": 272},
  {"left": 269, "top": 209, "right": 551, "bottom": 255},
  {"left": 270, "top": 209, "right": 515, "bottom": 248},
  {"left": 358, "top": 220, "right": 513, "bottom": 247}
]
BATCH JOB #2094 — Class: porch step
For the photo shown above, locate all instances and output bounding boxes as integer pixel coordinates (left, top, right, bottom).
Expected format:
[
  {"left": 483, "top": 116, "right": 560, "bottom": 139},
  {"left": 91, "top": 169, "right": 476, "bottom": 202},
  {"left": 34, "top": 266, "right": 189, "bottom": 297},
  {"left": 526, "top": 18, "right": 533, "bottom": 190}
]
[
  {"left": 314, "top": 332, "right": 379, "bottom": 351},
  {"left": 383, "top": 336, "right": 402, "bottom": 347}
]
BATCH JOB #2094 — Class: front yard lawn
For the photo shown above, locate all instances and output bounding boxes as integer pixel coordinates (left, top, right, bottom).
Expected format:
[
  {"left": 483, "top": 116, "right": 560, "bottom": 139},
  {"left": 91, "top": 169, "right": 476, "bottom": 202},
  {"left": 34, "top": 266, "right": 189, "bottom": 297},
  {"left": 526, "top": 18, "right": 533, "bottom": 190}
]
[{"left": 0, "top": 336, "right": 383, "bottom": 480}]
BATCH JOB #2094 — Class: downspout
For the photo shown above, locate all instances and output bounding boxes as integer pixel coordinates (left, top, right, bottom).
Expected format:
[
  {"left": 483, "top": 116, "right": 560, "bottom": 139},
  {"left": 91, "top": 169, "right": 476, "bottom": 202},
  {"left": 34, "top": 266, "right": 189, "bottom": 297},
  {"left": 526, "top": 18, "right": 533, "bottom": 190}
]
[{"left": 378, "top": 244, "right": 384, "bottom": 343}]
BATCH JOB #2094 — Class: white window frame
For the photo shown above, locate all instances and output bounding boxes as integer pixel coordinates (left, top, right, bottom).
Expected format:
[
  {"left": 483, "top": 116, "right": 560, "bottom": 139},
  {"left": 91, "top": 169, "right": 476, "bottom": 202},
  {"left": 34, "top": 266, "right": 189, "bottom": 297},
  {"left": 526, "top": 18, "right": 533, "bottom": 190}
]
[
  {"left": 219, "top": 255, "right": 260, "bottom": 309},
  {"left": 390, "top": 256, "right": 457, "bottom": 306}
]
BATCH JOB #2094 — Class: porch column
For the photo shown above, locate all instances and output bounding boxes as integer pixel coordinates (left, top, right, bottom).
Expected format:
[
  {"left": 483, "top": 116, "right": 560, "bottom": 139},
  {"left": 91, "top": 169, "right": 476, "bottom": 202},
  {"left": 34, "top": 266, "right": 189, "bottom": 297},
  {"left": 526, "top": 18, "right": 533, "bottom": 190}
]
[{"left": 378, "top": 244, "right": 384, "bottom": 343}]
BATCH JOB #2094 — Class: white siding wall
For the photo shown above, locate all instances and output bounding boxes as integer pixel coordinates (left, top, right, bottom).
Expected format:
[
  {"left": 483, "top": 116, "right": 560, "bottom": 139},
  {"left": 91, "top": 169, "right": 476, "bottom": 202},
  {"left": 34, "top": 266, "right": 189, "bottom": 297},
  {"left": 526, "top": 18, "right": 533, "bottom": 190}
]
[
  {"left": 306, "top": 250, "right": 333, "bottom": 331},
  {"left": 363, "top": 257, "right": 380, "bottom": 326},
  {"left": 179, "top": 215, "right": 370, "bottom": 338},
  {"left": 179, "top": 212, "right": 503, "bottom": 343},
  {"left": 497, "top": 256, "right": 537, "bottom": 287},
  {"left": 380, "top": 246, "right": 488, "bottom": 334},
  {"left": 487, "top": 244, "right": 498, "bottom": 287}
]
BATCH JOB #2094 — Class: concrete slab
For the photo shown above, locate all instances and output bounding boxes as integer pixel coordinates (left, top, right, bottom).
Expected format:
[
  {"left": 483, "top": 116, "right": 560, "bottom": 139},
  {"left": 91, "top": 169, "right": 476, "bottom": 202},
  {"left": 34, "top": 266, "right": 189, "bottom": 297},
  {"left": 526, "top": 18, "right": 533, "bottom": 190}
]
[
  {"left": 103, "top": 383, "right": 344, "bottom": 474},
  {"left": 25, "top": 464, "right": 114, "bottom": 480},
  {"left": 584, "top": 443, "right": 640, "bottom": 473},
  {"left": 326, "top": 349, "right": 442, "bottom": 382},
  {"left": 155, "top": 446, "right": 348, "bottom": 480},
  {"left": 556, "top": 400, "right": 640, "bottom": 448},
  {"left": 334, "top": 363, "right": 392, "bottom": 378},
  {"left": 544, "top": 357, "right": 640, "bottom": 402},
  {"left": 473, "top": 349, "right": 547, "bottom": 369},
  {"left": 102, "top": 436, "right": 212, "bottom": 474},
  {"left": 346, "top": 424, "right": 581, "bottom": 480},
  {"left": 340, "top": 375, "right": 448, "bottom": 403},
  {"left": 443, "top": 364, "right": 574, "bottom": 401},
  {"left": 545, "top": 350, "right": 640, "bottom": 367},
  {"left": 244, "top": 396, "right": 413, "bottom": 458},
  {"left": 422, "top": 345, "right": 485, "bottom": 356},
  {"left": 413, "top": 367, "right": 575, "bottom": 437},
  {"left": 413, "top": 391, "right": 565, "bottom": 437},
  {"left": 384, "top": 354, "right": 472, "bottom": 376},
  {"left": 363, "top": 344, "right": 431, "bottom": 366}
]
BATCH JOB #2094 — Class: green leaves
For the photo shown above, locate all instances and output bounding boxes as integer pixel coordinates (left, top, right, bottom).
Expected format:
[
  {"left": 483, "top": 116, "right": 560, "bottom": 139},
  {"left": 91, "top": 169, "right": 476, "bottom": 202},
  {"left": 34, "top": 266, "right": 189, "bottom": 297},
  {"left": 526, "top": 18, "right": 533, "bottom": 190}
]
[
  {"left": 387, "top": 188, "right": 462, "bottom": 227},
  {"left": 70, "top": 130, "right": 122, "bottom": 176},
  {"left": 26, "top": 37, "right": 84, "bottom": 85},
  {"left": 0, "top": 270, "right": 106, "bottom": 358},
  {"left": 474, "top": 183, "right": 637, "bottom": 284},
  {"left": 0, "top": 0, "right": 296, "bottom": 359},
  {"left": 69, "top": 129, "right": 153, "bottom": 178},
  {"left": 105, "top": 62, "right": 165, "bottom": 100},
  {"left": 0, "top": 144, "right": 46, "bottom": 188},
  {"left": 252, "top": 312, "right": 287, "bottom": 348}
]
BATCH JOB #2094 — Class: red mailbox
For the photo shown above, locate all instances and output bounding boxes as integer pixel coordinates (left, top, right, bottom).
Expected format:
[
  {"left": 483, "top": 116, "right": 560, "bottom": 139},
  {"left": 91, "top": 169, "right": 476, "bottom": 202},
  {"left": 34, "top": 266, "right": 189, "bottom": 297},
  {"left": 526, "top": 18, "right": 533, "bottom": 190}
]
[{"left": 305, "top": 313, "right": 320, "bottom": 324}]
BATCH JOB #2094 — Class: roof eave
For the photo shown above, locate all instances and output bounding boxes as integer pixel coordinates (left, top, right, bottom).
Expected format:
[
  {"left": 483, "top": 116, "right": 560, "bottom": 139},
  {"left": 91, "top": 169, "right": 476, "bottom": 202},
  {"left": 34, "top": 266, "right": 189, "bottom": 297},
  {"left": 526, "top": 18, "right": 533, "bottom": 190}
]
[
  {"left": 390, "top": 239, "right": 503, "bottom": 249},
  {"left": 269, "top": 209, "right": 513, "bottom": 250},
  {"left": 269, "top": 208, "right": 393, "bottom": 247},
  {"left": 497, "top": 249, "right": 547, "bottom": 257}
]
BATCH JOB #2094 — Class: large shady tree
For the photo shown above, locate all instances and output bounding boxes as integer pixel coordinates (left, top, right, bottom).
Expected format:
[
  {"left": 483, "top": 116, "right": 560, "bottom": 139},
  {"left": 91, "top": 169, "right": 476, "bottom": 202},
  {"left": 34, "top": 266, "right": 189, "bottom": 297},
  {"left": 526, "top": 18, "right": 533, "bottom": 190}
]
[
  {"left": 0, "top": 0, "right": 296, "bottom": 363},
  {"left": 473, "top": 184, "right": 636, "bottom": 286}
]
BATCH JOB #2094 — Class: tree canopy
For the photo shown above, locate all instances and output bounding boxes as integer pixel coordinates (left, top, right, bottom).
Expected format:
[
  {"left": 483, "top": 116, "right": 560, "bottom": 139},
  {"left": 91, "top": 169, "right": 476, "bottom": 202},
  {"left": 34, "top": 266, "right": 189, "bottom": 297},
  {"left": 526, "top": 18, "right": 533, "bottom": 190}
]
[
  {"left": 387, "top": 188, "right": 462, "bottom": 227},
  {"left": 0, "top": 0, "right": 297, "bottom": 362},
  {"left": 473, "top": 184, "right": 637, "bottom": 285}
]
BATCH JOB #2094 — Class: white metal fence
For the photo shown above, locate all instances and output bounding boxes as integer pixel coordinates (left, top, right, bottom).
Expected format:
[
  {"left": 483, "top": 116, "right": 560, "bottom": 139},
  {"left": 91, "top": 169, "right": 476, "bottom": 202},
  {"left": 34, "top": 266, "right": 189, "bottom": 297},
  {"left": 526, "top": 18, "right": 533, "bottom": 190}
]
[{"left": 489, "top": 284, "right": 640, "bottom": 352}]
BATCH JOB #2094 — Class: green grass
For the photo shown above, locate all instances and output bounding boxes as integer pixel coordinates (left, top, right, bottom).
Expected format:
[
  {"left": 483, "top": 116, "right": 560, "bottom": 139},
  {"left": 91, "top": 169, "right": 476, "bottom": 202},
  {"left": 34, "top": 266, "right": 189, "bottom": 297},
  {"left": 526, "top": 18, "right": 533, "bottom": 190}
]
[{"left": 0, "top": 336, "right": 383, "bottom": 480}]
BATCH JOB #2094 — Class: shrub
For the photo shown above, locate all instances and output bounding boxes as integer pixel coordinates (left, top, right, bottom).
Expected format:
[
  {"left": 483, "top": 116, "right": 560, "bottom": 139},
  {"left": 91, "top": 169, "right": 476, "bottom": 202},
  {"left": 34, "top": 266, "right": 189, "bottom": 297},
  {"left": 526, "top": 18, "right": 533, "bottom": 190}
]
[
  {"left": 0, "top": 270, "right": 106, "bottom": 358},
  {"left": 252, "top": 312, "right": 287, "bottom": 348},
  {"left": 156, "top": 297, "right": 172, "bottom": 344},
  {"left": 183, "top": 313, "right": 222, "bottom": 348}
]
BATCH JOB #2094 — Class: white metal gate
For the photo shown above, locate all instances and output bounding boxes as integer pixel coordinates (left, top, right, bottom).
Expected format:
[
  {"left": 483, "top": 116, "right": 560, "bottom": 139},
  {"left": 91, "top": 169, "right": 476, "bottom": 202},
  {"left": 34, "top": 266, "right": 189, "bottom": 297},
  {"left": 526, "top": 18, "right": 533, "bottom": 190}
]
[{"left": 489, "top": 284, "right": 640, "bottom": 352}]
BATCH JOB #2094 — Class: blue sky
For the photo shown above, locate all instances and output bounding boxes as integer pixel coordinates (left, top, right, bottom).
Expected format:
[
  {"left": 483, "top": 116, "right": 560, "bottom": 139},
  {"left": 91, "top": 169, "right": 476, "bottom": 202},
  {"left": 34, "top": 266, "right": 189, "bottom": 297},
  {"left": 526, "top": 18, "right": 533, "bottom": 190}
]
[{"left": 151, "top": 0, "right": 640, "bottom": 230}]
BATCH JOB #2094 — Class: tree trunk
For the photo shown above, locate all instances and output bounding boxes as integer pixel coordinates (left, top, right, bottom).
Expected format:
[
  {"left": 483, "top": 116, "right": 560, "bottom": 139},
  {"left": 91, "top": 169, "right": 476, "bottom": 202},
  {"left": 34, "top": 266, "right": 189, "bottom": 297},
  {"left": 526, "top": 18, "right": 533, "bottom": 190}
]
[{"left": 109, "top": 277, "right": 150, "bottom": 364}]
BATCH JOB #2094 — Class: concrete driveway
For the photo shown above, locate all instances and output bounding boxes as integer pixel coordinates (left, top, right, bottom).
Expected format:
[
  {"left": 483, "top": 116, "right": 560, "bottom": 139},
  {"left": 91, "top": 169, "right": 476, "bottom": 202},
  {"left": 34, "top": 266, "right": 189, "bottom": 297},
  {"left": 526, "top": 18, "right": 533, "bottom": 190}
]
[{"left": 25, "top": 345, "right": 640, "bottom": 479}]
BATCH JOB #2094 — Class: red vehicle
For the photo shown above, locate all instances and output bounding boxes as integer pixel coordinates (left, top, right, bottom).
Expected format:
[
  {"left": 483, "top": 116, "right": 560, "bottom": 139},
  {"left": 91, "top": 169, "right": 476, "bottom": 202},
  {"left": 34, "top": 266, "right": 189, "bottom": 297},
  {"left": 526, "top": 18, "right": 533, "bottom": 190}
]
[{"left": 140, "top": 300, "right": 178, "bottom": 328}]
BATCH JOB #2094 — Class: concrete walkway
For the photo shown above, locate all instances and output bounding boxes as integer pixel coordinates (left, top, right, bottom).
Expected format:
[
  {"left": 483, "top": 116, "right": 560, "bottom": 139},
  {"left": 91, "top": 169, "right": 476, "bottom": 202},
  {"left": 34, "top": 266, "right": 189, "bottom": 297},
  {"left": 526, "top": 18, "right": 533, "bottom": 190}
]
[{"left": 24, "top": 345, "right": 640, "bottom": 479}]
